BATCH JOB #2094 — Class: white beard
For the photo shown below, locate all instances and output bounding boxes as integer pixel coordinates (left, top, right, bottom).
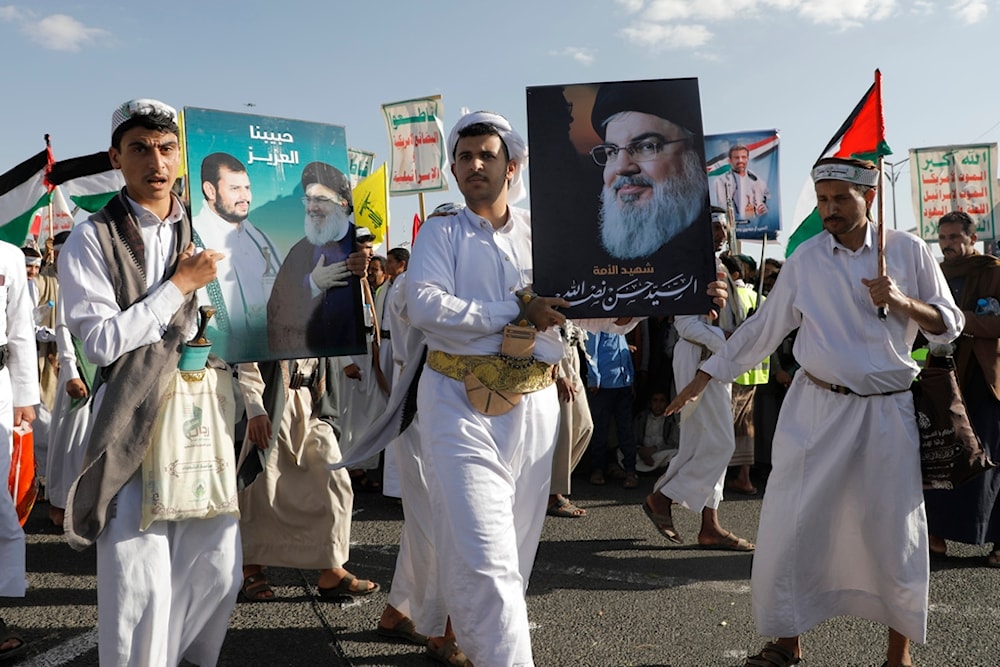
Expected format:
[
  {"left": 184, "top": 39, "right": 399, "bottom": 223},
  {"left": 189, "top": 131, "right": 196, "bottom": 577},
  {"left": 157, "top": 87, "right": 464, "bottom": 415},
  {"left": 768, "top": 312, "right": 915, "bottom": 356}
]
[
  {"left": 304, "top": 207, "right": 350, "bottom": 246},
  {"left": 598, "top": 150, "right": 707, "bottom": 260}
]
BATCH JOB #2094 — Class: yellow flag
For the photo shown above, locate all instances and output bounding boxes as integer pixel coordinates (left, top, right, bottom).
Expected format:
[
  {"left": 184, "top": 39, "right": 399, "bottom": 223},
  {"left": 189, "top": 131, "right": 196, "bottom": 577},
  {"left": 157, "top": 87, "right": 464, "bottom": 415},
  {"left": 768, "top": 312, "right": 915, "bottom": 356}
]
[{"left": 352, "top": 163, "right": 389, "bottom": 247}]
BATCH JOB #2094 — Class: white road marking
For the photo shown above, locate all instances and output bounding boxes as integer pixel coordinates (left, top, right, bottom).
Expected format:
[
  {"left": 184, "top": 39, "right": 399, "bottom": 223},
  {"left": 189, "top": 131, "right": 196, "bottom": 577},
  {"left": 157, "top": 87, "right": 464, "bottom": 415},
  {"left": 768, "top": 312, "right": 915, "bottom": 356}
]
[{"left": 21, "top": 627, "right": 98, "bottom": 666}]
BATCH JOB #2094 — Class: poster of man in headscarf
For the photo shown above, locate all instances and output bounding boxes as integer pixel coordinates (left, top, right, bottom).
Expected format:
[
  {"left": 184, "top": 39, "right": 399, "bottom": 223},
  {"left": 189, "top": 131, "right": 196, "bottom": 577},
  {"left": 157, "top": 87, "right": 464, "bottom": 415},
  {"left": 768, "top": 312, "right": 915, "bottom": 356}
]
[
  {"left": 706, "top": 130, "right": 782, "bottom": 240},
  {"left": 527, "top": 78, "right": 717, "bottom": 318},
  {"left": 183, "top": 108, "right": 366, "bottom": 362}
]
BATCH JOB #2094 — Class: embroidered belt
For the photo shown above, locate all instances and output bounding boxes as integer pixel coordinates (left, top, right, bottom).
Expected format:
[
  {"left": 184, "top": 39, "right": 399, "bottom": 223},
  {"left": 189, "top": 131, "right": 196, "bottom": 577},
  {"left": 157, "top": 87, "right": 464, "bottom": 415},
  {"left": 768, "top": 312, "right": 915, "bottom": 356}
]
[
  {"left": 803, "top": 370, "right": 909, "bottom": 397},
  {"left": 427, "top": 350, "right": 555, "bottom": 394},
  {"left": 289, "top": 371, "right": 316, "bottom": 390}
]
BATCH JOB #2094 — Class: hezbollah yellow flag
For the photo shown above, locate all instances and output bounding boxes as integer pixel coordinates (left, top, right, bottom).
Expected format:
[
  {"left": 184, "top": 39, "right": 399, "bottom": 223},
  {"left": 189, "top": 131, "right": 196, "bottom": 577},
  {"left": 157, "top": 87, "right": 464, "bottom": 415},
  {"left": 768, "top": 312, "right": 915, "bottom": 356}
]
[{"left": 352, "top": 163, "right": 389, "bottom": 247}]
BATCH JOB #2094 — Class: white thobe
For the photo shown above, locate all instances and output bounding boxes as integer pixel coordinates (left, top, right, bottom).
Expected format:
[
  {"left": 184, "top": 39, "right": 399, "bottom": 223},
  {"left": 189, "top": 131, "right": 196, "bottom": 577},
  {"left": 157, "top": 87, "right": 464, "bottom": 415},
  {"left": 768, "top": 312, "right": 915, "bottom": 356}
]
[
  {"left": 0, "top": 241, "right": 40, "bottom": 598},
  {"left": 700, "top": 225, "right": 963, "bottom": 642},
  {"left": 44, "top": 291, "right": 91, "bottom": 510},
  {"left": 60, "top": 196, "right": 241, "bottom": 666},
  {"left": 192, "top": 208, "right": 282, "bottom": 361},
  {"left": 378, "top": 277, "right": 401, "bottom": 497},
  {"left": 407, "top": 207, "right": 635, "bottom": 666}
]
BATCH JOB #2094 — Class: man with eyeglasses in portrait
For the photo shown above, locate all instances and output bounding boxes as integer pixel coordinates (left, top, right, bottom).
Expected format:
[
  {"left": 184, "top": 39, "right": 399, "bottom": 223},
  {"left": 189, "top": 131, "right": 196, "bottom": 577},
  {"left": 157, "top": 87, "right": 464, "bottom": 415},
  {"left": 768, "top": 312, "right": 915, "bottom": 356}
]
[
  {"left": 193, "top": 152, "right": 283, "bottom": 361},
  {"left": 267, "top": 162, "right": 365, "bottom": 357},
  {"left": 590, "top": 80, "right": 711, "bottom": 261}
]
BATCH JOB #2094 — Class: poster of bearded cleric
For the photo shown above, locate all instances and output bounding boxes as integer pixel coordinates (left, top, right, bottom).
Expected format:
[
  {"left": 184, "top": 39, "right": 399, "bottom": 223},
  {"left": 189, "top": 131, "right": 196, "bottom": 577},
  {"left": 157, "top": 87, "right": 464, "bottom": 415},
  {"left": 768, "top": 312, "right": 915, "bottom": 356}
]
[
  {"left": 705, "top": 130, "right": 782, "bottom": 240},
  {"left": 183, "top": 108, "right": 366, "bottom": 362},
  {"left": 527, "top": 78, "right": 717, "bottom": 318}
]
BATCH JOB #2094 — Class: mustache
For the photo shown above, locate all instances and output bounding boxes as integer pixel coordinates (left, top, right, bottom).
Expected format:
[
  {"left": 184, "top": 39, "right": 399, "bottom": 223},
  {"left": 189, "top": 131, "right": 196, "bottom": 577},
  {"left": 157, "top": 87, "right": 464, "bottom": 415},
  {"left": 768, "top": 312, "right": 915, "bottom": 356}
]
[
  {"left": 611, "top": 174, "right": 653, "bottom": 191},
  {"left": 823, "top": 215, "right": 846, "bottom": 224}
]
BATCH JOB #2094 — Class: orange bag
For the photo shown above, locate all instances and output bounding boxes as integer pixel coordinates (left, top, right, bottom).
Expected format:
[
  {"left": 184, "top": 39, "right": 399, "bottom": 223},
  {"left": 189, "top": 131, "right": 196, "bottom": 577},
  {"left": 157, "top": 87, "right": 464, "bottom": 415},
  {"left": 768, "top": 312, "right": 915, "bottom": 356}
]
[{"left": 7, "top": 424, "right": 37, "bottom": 527}]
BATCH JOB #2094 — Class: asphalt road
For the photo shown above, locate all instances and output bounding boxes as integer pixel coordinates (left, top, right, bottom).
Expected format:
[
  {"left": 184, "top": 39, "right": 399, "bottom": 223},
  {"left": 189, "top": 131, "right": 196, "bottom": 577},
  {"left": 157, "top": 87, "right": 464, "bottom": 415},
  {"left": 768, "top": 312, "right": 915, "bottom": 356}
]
[{"left": 4, "top": 470, "right": 999, "bottom": 666}]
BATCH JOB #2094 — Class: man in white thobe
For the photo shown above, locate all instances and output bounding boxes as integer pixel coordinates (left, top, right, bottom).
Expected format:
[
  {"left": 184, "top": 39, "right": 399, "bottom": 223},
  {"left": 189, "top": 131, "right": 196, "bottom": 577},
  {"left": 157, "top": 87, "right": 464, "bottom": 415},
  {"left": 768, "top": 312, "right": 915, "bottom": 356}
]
[
  {"left": 669, "top": 157, "right": 963, "bottom": 667},
  {"left": 193, "top": 152, "right": 282, "bottom": 362},
  {"left": 0, "top": 239, "right": 40, "bottom": 662},
  {"left": 60, "top": 99, "right": 240, "bottom": 667}
]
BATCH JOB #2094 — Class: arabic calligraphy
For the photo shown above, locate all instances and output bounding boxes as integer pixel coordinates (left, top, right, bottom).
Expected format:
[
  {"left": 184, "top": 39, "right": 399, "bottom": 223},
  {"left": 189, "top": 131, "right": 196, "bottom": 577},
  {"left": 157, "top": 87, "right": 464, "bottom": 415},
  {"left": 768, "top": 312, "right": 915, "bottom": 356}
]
[
  {"left": 356, "top": 191, "right": 384, "bottom": 230},
  {"left": 591, "top": 263, "right": 656, "bottom": 277},
  {"left": 246, "top": 124, "right": 300, "bottom": 173},
  {"left": 392, "top": 166, "right": 441, "bottom": 185},
  {"left": 389, "top": 108, "right": 436, "bottom": 128},
  {"left": 914, "top": 144, "right": 997, "bottom": 239},
  {"left": 559, "top": 273, "right": 697, "bottom": 311}
]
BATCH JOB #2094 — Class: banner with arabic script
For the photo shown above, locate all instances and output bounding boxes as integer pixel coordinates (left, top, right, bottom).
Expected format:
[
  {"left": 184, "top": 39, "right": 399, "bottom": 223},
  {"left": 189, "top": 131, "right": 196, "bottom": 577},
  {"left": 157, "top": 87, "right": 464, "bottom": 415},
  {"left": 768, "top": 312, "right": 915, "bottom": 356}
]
[
  {"left": 706, "top": 130, "right": 781, "bottom": 240},
  {"left": 911, "top": 143, "right": 998, "bottom": 241},
  {"left": 526, "top": 78, "right": 716, "bottom": 317},
  {"left": 348, "top": 148, "right": 375, "bottom": 190},
  {"left": 382, "top": 96, "right": 448, "bottom": 195},
  {"left": 183, "top": 107, "right": 366, "bottom": 363}
]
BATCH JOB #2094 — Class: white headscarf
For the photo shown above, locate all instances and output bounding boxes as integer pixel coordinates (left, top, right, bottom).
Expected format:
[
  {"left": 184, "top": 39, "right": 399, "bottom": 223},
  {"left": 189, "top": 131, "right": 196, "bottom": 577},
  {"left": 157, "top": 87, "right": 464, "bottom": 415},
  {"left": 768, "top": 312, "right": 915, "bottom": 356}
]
[{"left": 447, "top": 110, "right": 529, "bottom": 204}]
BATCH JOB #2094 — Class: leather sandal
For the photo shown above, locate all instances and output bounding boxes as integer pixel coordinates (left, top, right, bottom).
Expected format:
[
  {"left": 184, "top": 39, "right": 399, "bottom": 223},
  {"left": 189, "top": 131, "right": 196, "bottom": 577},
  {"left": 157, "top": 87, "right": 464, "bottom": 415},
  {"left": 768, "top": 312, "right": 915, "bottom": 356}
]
[{"left": 744, "top": 641, "right": 801, "bottom": 666}]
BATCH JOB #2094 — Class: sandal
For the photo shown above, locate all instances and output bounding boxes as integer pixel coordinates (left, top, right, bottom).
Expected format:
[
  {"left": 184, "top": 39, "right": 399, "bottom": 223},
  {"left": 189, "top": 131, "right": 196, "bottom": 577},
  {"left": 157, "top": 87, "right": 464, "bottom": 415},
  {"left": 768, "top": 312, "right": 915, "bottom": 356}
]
[
  {"left": 376, "top": 616, "right": 428, "bottom": 645},
  {"left": 546, "top": 496, "right": 586, "bottom": 518},
  {"left": 641, "top": 499, "right": 682, "bottom": 544},
  {"left": 0, "top": 618, "right": 26, "bottom": 662},
  {"left": 317, "top": 573, "right": 380, "bottom": 600},
  {"left": 623, "top": 472, "right": 639, "bottom": 489},
  {"left": 745, "top": 641, "right": 801, "bottom": 666},
  {"left": 240, "top": 572, "right": 275, "bottom": 602},
  {"left": 426, "top": 637, "right": 470, "bottom": 667},
  {"left": 698, "top": 530, "right": 755, "bottom": 552}
]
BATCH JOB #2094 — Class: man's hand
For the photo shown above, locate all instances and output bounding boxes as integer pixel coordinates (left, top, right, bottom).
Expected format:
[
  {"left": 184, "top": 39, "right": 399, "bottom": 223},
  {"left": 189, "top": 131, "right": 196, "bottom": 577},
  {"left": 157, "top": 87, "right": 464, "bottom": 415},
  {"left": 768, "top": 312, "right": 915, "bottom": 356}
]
[
  {"left": 756, "top": 203, "right": 768, "bottom": 216},
  {"left": 555, "top": 376, "right": 576, "bottom": 402},
  {"left": 525, "top": 295, "right": 570, "bottom": 332},
  {"left": 343, "top": 363, "right": 362, "bottom": 380},
  {"left": 13, "top": 406, "right": 35, "bottom": 426},
  {"left": 638, "top": 446, "right": 656, "bottom": 467},
  {"left": 311, "top": 256, "right": 351, "bottom": 290},
  {"left": 664, "top": 370, "right": 713, "bottom": 416},
  {"left": 345, "top": 251, "right": 369, "bottom": 278},
  {"left": 705, "top": 270, "right": 728, "bottom": 320},
  {"left": 246, "top": 414, "right": 273, "bottom": 449},
  {"left": 65, "top": 378, "right": 88, "bottom": 400},
  {"left": 861, "top": 275, "right": 908, "bottom": 311},
  {"left": 774, "top": 369, "right": 793, "bottom": 387},
  {"left": 170, "top": 243, "right": 224, "bottom": 295}
]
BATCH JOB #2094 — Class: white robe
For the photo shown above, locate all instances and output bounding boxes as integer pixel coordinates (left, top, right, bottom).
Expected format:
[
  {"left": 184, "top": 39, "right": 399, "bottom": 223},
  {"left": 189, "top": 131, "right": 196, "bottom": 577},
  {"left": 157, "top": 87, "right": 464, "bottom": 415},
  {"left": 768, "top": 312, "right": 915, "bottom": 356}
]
[{"left": 701, "top": 225, "right": 963, "bottom": 642}]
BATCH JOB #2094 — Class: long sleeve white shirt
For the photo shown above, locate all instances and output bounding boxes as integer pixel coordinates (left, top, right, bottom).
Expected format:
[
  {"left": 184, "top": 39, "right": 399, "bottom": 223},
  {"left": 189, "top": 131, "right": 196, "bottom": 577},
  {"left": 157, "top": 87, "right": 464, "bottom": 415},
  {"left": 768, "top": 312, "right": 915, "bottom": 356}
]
[
  {"left": 0, "top": 242, "right": 40, "bottom": 406},
  {"left": 59, "top": 195, "right": 190, "bottom": 368},
  {"left": 702, "top": 225, "right": 964, "bottom": 394}
]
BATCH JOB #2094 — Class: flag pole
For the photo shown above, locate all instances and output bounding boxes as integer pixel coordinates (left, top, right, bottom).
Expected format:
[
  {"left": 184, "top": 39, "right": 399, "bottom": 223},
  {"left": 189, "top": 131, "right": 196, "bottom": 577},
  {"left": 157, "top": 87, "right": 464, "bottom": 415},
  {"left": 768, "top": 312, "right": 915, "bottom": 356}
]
[{"left": 877, "top": 155, "right": 887, "bottom": 320}]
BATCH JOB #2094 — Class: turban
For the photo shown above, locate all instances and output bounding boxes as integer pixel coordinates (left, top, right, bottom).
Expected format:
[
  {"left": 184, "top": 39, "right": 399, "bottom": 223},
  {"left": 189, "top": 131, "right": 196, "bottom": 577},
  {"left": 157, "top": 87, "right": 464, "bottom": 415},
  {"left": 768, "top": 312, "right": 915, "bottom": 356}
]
[
  {"left": 111, "top": 98, "right": 177, "bottom": 137},
  {"left": 302, "top": 162, "right": 353, "bottom": 211},
  {"left": 591, "top": 78, "right": 702, "bottom": 140},
  {"left": 811, "top": 160, "right": 880, "bottom": 187},
  {"left": 447, "top": 111, "right": 529, "bottom": 204},
  {"left": 52, "top": 231, "right": 71, "bottom": 249}
]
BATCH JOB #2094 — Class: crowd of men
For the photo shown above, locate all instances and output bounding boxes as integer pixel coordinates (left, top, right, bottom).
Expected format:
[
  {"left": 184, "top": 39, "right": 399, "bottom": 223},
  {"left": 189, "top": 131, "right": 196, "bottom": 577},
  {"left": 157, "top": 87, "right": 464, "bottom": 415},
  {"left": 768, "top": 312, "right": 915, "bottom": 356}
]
[{"left": 0, "top": 93, "right": 997, "bottom": 667}]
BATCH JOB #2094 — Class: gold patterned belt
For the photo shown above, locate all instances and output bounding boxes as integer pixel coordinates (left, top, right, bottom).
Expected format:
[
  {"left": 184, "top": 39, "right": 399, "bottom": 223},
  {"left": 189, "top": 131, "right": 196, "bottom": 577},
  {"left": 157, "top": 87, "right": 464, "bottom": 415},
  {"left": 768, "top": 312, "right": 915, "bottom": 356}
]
[{"left": 427, "top": 350, "right": 556, "bottom": 394}]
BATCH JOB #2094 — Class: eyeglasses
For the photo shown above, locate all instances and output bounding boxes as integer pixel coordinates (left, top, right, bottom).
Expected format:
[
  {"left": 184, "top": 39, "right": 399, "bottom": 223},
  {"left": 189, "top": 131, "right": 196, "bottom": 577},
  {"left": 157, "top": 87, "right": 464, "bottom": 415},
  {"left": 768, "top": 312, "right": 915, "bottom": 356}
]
[
  {"left": 301, "top": 195, "right": 344, "bottom": 207},
  {"left": 589, "top": 138, "right": 688, "bottom": 166}
]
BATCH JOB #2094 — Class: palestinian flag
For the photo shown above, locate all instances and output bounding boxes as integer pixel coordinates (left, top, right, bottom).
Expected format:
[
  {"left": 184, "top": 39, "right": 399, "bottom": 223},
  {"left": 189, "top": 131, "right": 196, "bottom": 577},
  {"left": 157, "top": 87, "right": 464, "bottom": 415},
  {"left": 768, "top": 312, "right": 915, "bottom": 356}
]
[
  {"left": 786, "top": 69, "right": 892, "bottom": 256},
  {"left": 0, "top": 147, "right": 54, "bottom": 246},
  {"left": 48, "top": 151, "right": 123, "bottom": 214},
  {"left": 0, "top": 146, "right": 122, "bottom": 247}
]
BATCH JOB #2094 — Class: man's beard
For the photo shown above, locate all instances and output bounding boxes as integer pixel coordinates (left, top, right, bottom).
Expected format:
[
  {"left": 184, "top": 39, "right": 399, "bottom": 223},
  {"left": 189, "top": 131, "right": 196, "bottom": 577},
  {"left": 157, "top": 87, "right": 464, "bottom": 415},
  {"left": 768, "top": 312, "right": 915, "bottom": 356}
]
[
  {"left": 216, "top": 201, "right": 248, "bottom": 224},
  {"left": 304, "top": 206, "right": 350, "bottom": 246},
  {"left": 598, "top": 150, "right": 707, "bottom": 260}
]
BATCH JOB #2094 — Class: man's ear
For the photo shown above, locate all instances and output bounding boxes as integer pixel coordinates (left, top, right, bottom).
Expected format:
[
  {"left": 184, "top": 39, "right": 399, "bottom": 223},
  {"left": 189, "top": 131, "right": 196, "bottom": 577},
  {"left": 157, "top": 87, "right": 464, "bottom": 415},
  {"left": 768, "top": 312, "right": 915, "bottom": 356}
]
[
  {"left": 108, "top": 147, "right": 122, "bottom": 170},
  {"left": 202, "top": 182, "right": 216, "bottom": 203},
  {"left": 506, "top": 160, "right": 516, "bottom": 184}
]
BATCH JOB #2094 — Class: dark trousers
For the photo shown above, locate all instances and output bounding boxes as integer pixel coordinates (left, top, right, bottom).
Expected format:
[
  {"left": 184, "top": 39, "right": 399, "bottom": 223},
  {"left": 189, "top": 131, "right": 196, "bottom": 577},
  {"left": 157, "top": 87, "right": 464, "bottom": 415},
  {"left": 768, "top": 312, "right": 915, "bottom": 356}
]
[{"left": 588, "top": 386, "right": 637, "bottom": 473}]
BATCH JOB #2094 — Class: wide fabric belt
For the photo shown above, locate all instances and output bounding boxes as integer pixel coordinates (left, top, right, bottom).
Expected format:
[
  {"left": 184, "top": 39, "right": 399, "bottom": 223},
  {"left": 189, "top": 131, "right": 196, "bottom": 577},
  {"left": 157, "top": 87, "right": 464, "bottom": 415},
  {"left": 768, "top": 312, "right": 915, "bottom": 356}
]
[
  {"left": 380, "top": 329, "right": 391, "bottom": 340},
  {"left": 427, "top": 350, "right": 555, "bottom": 394},
  {"left": 803, "top": 370, "right": 909, "bottom": 397},
  {"left": 288, "top": 371, "right": 316, "bottom": 390}
]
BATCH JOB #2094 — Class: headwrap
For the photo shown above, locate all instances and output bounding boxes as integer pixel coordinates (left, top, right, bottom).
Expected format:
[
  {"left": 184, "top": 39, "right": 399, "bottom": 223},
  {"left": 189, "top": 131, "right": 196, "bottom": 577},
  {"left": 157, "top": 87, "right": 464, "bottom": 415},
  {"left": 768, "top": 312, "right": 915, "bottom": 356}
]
[
  {"left": 111, "top": 98, "right": 178, "bottom": 137},
  {"left": 811, "top": 161, "right": 879, "bottom": 187},
  {"left": 447, "top": 110, "right": 528, "bottom": 204},
  {"left": 302, "top": 161, "right": 353, "bottom": 212},
  {"left": 590, "top": 78, "right": 702, "bottom": 140},
  {"left": 52, "top": 230, "right": 71, "bottom": 249},
  {"left": 22, "top": 246, "right": 42, "bottom": 266}
]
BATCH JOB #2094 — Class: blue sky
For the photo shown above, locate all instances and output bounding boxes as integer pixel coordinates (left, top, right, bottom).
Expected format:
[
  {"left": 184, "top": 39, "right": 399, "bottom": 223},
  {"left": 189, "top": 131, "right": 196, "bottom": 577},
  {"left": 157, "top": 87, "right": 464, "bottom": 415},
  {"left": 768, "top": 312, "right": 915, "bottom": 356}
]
[{"left": 1, "top": 0, "right": 997, "bottom": 257}]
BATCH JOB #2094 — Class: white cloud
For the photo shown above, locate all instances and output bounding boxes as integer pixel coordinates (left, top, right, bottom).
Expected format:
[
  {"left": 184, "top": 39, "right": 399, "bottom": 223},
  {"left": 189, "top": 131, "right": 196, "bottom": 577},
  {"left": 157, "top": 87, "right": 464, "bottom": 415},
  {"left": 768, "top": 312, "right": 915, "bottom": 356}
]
[
  {"left": 951, "top": 0, "right": 988, "bottom": 23},
  {"left": 795, "top": 0, "right": 897, "bottom": 27},
  {"left": 619, "top": 22, "right": 713, "bottom": 50},
  {"left": 552, "top": 46, "right": 596, "bottom": 65},
  {"left": 615, "top": 0, "right": 646, "bottom": 14},
  {"left": 22, "top": 13, "right": 109, "bottom": 52},
  {"left": 0, "top": 6, "right": 25, "bottom": 21}
]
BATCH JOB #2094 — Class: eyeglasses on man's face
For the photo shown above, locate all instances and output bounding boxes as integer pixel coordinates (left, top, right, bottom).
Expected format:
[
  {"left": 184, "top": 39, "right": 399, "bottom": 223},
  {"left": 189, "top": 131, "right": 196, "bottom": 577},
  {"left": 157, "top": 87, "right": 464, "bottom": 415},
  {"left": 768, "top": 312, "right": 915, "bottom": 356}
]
[{"left": 589, "top": 138, "right": 688, "bottom": 166}]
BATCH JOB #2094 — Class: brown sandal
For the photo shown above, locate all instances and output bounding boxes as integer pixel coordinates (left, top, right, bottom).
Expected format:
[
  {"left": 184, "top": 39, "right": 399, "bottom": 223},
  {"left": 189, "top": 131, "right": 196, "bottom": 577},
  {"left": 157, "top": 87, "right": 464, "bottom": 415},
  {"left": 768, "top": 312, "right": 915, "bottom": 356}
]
[
  {"left": 744, "top": 641, "right": 801, "bottom": 666},
  {"left": 426, "top": 637, "right": 470, "bottom": 666},
  {"left": 240, "top": 573, "right": 275, "bottom": 602}
]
